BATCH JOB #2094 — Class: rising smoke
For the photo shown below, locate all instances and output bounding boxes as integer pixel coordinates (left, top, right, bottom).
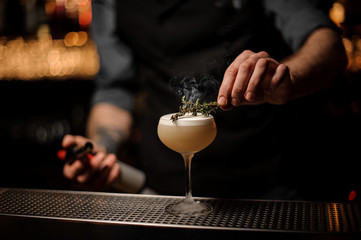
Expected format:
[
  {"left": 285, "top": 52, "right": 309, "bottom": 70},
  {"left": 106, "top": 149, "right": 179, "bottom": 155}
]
[
  {"left": 169, "top": 73, "right": 220, "bottom": 103},
  {"left": 169, "top": 58, "right": 229, "bottom": 103}
]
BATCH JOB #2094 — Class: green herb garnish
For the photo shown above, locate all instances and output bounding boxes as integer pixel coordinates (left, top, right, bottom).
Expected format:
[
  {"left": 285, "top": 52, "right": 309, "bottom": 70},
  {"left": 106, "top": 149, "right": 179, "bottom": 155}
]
[{"left": 171, "top": 96, "right": 219, "bottom": 122}]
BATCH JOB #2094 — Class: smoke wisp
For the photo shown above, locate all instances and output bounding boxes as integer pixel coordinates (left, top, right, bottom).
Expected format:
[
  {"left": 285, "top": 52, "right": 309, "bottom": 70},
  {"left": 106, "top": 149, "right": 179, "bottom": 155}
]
[{"left": 169, "top": 73, "right": 220, "bottom": 103}]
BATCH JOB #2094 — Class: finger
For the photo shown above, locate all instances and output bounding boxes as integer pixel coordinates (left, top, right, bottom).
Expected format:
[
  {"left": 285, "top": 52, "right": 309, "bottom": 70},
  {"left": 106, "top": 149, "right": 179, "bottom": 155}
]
[
  {"left": 98, "top": 153, "right": 117, "bottom": 171},
  {"left": 62, "top": 134, "right": 76, "bottom": 148},
  {"left": 105, "top": 163, "right": 121, "bottom": 187},
  {"left": 218, "top": 63, "right": 239, "bottom": 109},
  {"left": 218, "top": 50, "right": 254, "bottom": 109},
  {"left": 269, "top": 63, "right": 289, "bottom": 91},
  {"left": 76, "top": 152, "right": 105, "bottom": 184},
  {"left": 62, "top": 134, "right": 89, "bottom": 148},
  {"left": 230, "top": 59, "right": 255, "bottom": 106},
  {"left": 92, "top": 154, "right": 117, "bottom": 188},
  {"left": 230, "top": 51, "right": 270, "bottom": 106},
  {"left": 90, "top": 152, "right": 106, "bottom": 169},
  {"left": 63, "top": 159, "right": 84, "bottom": 181},
  {"left": 243, "top": 58, "right": 269, "bottom": 103}
]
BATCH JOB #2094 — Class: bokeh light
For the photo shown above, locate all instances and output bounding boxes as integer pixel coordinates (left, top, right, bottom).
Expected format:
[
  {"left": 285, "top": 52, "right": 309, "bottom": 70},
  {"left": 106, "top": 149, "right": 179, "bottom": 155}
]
[{"left": 0, "top": 34, "right": 99, "bottom": 81}]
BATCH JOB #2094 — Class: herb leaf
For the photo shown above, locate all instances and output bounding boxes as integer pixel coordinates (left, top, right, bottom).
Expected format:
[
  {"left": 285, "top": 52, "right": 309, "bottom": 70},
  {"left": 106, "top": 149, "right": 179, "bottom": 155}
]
[{"left": 171, "top": 96, "right": 219, "bottom": 122}]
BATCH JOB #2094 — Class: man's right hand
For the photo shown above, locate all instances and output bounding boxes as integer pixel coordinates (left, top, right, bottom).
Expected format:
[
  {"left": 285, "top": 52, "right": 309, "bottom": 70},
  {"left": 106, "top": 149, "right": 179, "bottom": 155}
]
[{"left": 60, "top": 134, "right": 121, "bottom": 191}]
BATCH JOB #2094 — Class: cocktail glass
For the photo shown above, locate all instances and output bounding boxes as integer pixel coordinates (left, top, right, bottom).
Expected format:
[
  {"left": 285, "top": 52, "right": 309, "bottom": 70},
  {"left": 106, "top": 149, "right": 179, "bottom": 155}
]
[{"left": 157, "top": 113, "right": 217, "bottom": 217}]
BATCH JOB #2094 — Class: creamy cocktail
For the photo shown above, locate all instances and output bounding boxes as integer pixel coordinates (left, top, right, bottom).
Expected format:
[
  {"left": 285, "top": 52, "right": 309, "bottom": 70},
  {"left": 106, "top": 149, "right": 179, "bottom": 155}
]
[
  {"left": 158, "top": 113, "right": 216, "bottom": 153},
  {"left": 157, "top": 112, "right": 217, "bottom": 217}
]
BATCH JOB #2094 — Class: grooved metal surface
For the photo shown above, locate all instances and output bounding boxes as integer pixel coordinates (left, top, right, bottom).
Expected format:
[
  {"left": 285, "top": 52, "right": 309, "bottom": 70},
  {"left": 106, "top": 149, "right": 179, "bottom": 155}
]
[{"left": 0, "top": 188, "right": 360, "bottom": 234}]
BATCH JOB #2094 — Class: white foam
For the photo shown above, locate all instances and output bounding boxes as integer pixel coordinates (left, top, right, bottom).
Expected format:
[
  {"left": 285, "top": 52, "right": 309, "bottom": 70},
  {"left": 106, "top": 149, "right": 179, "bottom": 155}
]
[{"left": 159, "top": 113, "right": 214, "bottom": 126}]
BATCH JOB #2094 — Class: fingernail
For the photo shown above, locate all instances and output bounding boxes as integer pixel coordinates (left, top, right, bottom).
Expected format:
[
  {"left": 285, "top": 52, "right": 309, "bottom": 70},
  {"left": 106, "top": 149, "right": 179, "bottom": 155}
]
[
  {"left": 245, "top": 92, "right": 255, "bottom": 102},
  {"left": 218, "top": 96, "right": 227, "bottom": 106},
  {"left": 231, "top": 97, "right": 240, "bottom": 106}
]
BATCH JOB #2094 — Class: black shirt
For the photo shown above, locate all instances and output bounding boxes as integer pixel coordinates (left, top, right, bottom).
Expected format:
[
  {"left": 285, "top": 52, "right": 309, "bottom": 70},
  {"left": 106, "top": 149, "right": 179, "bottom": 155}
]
[{"left": 91, "top": 0, "right": 337, "bottom": 199}]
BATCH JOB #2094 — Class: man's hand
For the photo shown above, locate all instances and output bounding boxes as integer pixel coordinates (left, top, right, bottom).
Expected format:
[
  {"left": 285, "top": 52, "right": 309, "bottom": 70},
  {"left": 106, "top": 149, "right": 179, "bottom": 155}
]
[
  {"left": 217, "top": 50, "right": 292, "bottom": 110},
  {"left": 60, "top": 134, "right": 120, "bottom": 191},
  {"left": 217, "top": 28, "right": 347, "bottom": 110}
]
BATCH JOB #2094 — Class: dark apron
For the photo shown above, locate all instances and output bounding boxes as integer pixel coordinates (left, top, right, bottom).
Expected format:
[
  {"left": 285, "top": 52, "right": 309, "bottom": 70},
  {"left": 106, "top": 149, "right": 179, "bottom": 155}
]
[{"left": 116, "top": 0, "right": 290, "bottom": 199}]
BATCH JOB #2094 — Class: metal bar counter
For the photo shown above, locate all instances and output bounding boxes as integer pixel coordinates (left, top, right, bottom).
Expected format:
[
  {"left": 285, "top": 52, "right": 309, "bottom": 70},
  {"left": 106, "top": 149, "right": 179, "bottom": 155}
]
[{"left": 0, "top": 188, "right": 360, "bottom": 239}]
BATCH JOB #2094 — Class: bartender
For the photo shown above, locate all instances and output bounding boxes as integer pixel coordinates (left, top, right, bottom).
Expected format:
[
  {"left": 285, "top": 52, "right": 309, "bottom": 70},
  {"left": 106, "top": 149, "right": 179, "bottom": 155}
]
[{"left": 60, "top": 0, "right": 346, "bottom": 199}]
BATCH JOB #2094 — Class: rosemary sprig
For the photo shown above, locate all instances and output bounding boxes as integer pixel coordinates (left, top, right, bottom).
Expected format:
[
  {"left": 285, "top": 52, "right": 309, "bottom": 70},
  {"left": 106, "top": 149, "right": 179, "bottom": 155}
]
[{"left": 171, "top": 96, "right": 219, "bottom": 122}]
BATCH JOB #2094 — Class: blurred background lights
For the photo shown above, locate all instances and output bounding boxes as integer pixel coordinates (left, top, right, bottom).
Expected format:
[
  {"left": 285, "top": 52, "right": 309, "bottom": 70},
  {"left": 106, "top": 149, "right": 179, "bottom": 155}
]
[
  {"left": 0, "top": 0, "right": 97, "bottom": 81},
  {"left": 0, "top": 34, "right": 99, "bottom": 81},
  {"left": 329, "top": 0, "right": 361, "bottom": 73},
  {"left": 329, "top": 2, "right": 345, "bottom": 26},
  {"left": 64, "top": 31, "right": 88, "bottom": 47},
  {"left": 78, "top": 0, "right": 92, "bottom": 27}
]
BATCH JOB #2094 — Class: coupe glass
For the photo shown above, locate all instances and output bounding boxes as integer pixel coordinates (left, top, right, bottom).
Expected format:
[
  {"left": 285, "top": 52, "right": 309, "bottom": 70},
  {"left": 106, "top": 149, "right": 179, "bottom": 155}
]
[{"left": 157, "top": 113, "right": 217, "bottom": 217}]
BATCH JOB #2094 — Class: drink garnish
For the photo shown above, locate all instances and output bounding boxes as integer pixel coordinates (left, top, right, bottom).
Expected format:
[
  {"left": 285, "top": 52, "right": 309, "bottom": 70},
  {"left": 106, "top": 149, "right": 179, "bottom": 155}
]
[{"left": 171, "top": 96, "right": 219, "bottom": 122}]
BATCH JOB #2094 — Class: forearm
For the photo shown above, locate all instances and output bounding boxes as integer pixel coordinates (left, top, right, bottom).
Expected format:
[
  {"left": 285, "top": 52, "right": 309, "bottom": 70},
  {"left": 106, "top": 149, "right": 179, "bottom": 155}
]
[
  {"left": 86, "top": 103, "right": 155, "bottom": 193},
  {"left": 283, "top": 27, "right": 347, "bottom": 100},
  {"left": 86, "top": 103, "right": 133, "bottom": 154}
]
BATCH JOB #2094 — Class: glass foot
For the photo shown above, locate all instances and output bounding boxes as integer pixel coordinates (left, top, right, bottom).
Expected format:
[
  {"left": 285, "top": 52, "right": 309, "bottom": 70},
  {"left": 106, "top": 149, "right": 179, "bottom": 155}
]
[{"left": 166, "top": 200, "right": 213, "bottom": 217}]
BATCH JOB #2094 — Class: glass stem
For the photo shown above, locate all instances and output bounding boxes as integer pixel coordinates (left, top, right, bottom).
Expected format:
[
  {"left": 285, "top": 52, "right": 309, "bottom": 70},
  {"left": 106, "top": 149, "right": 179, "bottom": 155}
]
[{"left": 182, "top": 153, "right": 195, "bottom": 204}]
